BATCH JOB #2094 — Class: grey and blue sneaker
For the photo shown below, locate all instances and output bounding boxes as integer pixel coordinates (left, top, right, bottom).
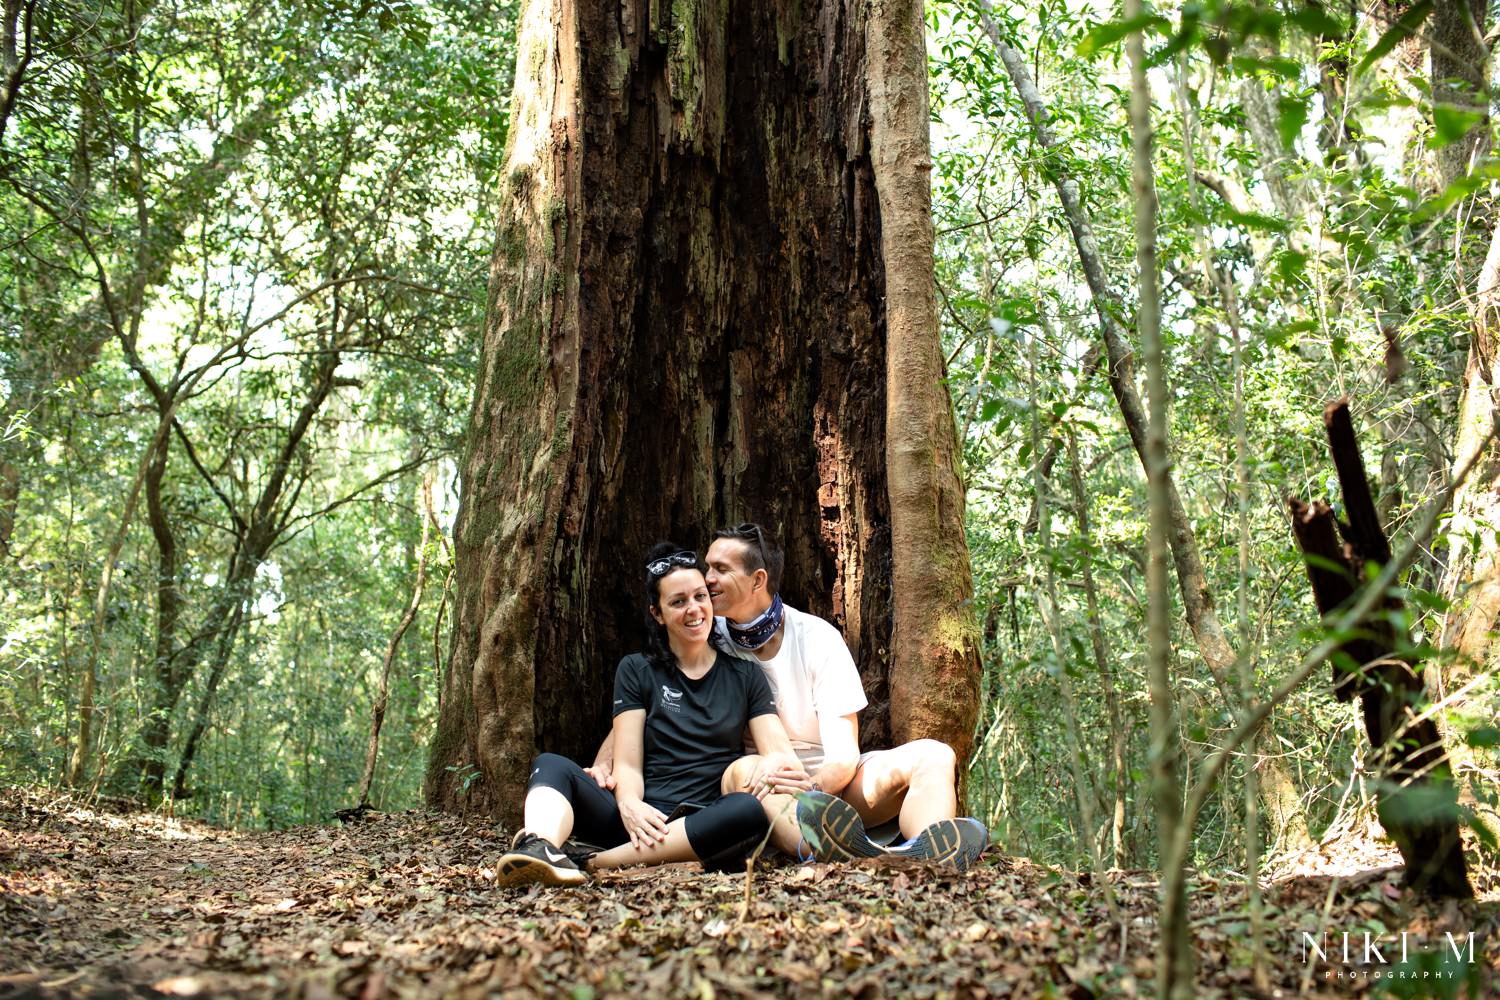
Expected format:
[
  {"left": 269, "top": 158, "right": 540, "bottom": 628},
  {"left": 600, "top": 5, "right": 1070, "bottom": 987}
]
[
  {"left": 888, "top": 817, "right": 988, "bottom": 871},
  {"left": 496, "top": 830, "right": 588, "bottom": 888},
  {"left": 795, "top": 791, "right": 884, "bottom": 862}
]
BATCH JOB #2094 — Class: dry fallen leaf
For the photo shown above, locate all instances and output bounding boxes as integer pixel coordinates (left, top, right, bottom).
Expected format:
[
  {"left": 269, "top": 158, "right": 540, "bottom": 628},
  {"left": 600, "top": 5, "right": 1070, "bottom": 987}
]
[{"left": 0, "top": 786, "right": 1494, "bottom": 999}]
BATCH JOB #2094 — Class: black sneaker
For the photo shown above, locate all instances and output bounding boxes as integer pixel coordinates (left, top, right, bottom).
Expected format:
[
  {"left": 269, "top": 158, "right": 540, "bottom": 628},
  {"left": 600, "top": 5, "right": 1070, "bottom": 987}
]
[
  {"left": 496, "top": 831, "right": 588, "bottom": 888},
  {"left": 887, "top": 817, "right": 988, "bottom": 871},
  {"left": 795, "top": 791, "right": 884, "bottom": 862},
  {"left": 561, "top": 841, "right": 598, "bottom": 871}
]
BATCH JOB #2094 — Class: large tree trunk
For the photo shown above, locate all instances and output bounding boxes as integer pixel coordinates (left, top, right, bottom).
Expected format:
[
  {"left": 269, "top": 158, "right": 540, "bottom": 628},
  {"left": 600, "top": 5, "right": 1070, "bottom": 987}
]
[
  {"left": 427, "top": 0, "right": 909, "bottom": 823},
  {"left": 866, "top": 0, "right": 981, "bottom": 767}
]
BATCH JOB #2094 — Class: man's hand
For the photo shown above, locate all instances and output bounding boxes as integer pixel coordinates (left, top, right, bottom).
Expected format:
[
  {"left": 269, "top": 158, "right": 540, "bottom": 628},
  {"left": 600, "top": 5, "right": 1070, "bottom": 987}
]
[
  {"left": 618, "top": 797, "right": 669, "bottom": 848},
  {"left": 583, "top": 761, "right": 615, "bottom": 790},
  {"left": 744, "top": 754, "right": 814, "bottom": 799}
]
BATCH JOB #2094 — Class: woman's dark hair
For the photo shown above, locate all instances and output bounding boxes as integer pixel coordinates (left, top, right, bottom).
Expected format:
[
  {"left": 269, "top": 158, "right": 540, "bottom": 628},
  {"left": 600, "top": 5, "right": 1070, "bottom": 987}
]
[{"left": 643, "top": 540, "right": 707, "bottom": 667}]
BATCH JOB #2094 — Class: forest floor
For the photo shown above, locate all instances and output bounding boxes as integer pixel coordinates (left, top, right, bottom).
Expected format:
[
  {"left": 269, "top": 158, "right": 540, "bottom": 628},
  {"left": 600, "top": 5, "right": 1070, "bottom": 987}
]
[{"left": 1, "top": 787, "right": 1496, "bottom": 999}]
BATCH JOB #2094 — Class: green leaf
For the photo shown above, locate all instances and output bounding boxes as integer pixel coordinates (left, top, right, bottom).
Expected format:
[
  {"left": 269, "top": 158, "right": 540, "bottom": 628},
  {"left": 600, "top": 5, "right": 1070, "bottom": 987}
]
[
  {"left": 1410, "top": 160, "right": 1500, "bottom": 222},
  {"left": 980, "top": 398, "right": 1002, "bottom": 423},
  {"left": 1274, "top": 250, "right": 1310, "bottom": 285},
  {"left": 1431, "top": 104, "right": 1484, "bottom": 150},
  {"left": 1222, "top": 203, "right": 1293, "bottom": 234},
  {"left": 1275, "top": 94, "right": 1309, "bottom": 149},
  {"left": 1077, "top": 14, "right": 1168, "bottom": 57},
  {"left": 1404, "top": 587, "right": 1451, "bottom": 613},
  {"left": 1300, "top": 552, "right": 1351, "bottom": 576},
  {"left": 1465, "top": 725, "right": 1500, "bottom": 749},
  {"left": 1466, "top": 813, "right": 1498, "bottom": 851},
  {"left": 1289, "top": 6, "right": 1344, "bottom": 38},
  {"left": 1354, "top": 1, "right": 1432, "bottom": 76}
]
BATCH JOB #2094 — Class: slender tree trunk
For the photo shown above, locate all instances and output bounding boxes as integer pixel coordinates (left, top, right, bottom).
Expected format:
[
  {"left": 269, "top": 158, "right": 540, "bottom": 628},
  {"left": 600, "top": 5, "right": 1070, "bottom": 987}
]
[
  {"left": 357, "top": 476, "right": 433, "bottom": 808},
  {"left": 428, "top": 0, "right": 903, "bottom": 823},
  {"left": 981, "top": 7, "right": 1235, "bottom": 687},
  {"left": 866, "top": 0, "right": 981, "bottom": 767},
  {"left": 1436, "top": 3, "right": 1499, "bottom": 686},
  {"left": 0, "top": 94, "right": 280, "bottom": 555},
  {"left": 140, "top": 409, "right": 183, "bottom": 800},
  {"left": 68, "top": 412, "right": 175, "bottom": 786},
  {"left": 169, "top": 352, "right": 342, "bottom": 800},
  {"left": 1030, "top": 327, "right": 1120, "bottom": 924},
  {"left": 1023, "top": 343, "right": 1102, "bottom": 537},
  {"left": 0, "top": 0, "right": 35, "bottom": 149},
  {"left": 1124, "top": 5, "right": 1191, "bottom": 991},
  {"left": 1067, "top": 434, "right": 1127, "bottom": 869},
  {"left": 169, "top": 599, "right": 246, "bottom": 802},
  {"left": 1231, "top": 230, "right": 1266, "bottom": 988},
  {"left": 1439, "top": 228, "right": 1500, "bottom": 679}
]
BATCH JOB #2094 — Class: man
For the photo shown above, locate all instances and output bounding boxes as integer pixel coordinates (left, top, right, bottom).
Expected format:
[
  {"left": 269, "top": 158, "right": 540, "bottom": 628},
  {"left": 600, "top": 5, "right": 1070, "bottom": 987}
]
[{"left": 701, "top": 523, "right": 985, "bottom": 868}]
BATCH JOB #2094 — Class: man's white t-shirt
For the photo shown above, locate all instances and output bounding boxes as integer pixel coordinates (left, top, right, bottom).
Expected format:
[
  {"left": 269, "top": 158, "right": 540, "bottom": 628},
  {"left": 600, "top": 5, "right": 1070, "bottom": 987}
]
[{"left": 714, "top": 604, "right": 867, "bottom": 769}]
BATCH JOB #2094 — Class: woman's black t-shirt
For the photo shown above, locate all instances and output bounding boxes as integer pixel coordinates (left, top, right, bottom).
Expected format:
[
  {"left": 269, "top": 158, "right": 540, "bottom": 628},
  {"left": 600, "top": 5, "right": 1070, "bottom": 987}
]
[{"left": 611, "top": 651, "right": 777, "bottom": 811}]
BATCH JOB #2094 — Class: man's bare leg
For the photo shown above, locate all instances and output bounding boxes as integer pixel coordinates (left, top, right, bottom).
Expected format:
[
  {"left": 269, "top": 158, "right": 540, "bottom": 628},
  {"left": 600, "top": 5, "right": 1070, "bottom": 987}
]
[
  {"left": 840, "top": 739, "right": 958, "bottom": 840},
  {"left": 722, "top": 755, "right": 803, "bottom": 856}
]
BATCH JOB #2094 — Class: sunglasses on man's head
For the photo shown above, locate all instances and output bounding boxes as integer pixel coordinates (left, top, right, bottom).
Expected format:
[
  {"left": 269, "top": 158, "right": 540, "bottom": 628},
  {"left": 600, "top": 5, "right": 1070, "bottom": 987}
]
[
  {"left": 734, "top": 523, "right": 765, "bottom": 557},
  {"left": 646, "top": 551, "right": 699, "bottom": 577}
]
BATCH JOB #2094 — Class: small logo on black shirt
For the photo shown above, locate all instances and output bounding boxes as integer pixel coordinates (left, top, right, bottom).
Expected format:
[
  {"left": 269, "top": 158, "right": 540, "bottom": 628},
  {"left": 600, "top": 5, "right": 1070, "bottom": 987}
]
[{"left": 661, "top": 684, "right": 684, "bottom": 713}]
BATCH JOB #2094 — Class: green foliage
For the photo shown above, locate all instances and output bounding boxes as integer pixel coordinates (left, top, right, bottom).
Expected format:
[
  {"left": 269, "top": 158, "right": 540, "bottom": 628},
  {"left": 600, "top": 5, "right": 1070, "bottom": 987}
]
[
  {"left": 933, "top": 0, "right": 1497, "bottom": 872},
  {"left": 0, "top": 0, "right": 517, "bottom": 824}
]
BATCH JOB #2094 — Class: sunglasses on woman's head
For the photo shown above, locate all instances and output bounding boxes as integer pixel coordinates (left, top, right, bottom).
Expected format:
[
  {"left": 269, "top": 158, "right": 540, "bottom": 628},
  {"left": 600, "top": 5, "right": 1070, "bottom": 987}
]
[{"left": 646, "top": 551, "right": 699, "bottom": 577}]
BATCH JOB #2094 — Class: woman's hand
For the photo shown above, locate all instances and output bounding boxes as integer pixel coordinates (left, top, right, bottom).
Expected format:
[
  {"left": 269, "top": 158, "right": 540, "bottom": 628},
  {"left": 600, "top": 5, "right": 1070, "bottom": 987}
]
[{"left": 617, "top": 796, "right": 669, "bottom": 848}]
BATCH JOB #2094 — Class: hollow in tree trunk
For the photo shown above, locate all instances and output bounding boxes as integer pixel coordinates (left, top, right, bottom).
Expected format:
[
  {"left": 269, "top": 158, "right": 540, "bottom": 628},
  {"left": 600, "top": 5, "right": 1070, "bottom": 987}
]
[{"left": 427, "top": 0, "right": 946, "bottom": 824}]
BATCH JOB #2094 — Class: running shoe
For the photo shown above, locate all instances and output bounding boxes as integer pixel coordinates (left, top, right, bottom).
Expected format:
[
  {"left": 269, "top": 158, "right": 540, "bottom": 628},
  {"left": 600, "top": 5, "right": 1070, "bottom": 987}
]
[
  {"left": 495, "top": 830, "right": 588, "bottom": 887},
  {"left": 795, "top": 791, "right": 884, "bottom": 862},
  {"left": 888, "top": 817, "right": 989, "bottom": 871}
]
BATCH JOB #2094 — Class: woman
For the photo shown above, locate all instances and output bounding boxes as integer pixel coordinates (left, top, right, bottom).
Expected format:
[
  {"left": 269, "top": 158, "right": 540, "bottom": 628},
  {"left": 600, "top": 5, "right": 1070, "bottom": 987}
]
[{"left": 497, "top": 543, "right": 804, "bottom": 887}]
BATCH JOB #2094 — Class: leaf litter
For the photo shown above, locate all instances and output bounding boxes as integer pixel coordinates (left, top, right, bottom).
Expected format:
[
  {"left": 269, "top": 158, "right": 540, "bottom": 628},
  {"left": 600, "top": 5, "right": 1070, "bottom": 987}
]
[{"left": 1, "top": 788, "right": 1495, "bottom": 998}]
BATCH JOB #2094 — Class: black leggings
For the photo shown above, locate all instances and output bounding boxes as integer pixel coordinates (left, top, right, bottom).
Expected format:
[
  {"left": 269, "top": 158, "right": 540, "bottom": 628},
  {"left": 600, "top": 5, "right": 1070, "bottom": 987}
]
[{"left": 527, "top": 753, "right": 769, "bottom": 873}]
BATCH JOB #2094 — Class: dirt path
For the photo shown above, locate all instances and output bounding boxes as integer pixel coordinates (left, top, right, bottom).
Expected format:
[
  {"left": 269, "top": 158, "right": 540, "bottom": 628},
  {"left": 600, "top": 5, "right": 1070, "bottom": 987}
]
[{"left": 1, "top": 788, "right": 1495, "bottom": 997}]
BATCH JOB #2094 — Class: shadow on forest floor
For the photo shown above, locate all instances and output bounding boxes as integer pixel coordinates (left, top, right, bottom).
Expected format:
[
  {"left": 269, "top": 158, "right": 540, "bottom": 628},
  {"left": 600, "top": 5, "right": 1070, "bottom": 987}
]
[{"left": 1, "top": 787, "right": 1496, "bottom": 998}]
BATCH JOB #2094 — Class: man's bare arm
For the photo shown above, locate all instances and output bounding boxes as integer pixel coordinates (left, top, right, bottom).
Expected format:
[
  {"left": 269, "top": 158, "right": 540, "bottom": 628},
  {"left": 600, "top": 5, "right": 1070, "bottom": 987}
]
[{"left": 808, "top": 713, "right": 860, "bottom": 795}]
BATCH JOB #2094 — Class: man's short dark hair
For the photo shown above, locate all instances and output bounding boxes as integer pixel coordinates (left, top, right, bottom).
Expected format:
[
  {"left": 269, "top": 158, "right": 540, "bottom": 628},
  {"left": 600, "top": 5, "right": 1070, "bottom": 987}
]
[{"left": 712, "top": 522, "right": 784, "bottom": 595}]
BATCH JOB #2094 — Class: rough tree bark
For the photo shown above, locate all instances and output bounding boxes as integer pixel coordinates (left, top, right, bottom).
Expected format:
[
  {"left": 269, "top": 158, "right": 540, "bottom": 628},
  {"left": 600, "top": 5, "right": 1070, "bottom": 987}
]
[
  {"left": 1429, "top": 0, "right": 1489, "bottom": 199},
  {"left": 427, "top": 0, "right": 921, "bottom": 823},
  {"left": 866, "top": 0, "right": 981, "bottom": 767}
]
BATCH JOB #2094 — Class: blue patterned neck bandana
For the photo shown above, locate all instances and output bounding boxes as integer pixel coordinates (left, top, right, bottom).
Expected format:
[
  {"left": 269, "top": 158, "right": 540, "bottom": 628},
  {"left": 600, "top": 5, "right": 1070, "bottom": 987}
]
[{"left": 727, "top": 593, "right": 784, "bottom": 650}]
